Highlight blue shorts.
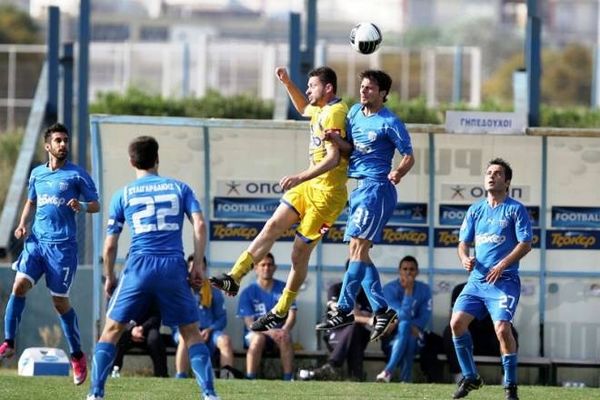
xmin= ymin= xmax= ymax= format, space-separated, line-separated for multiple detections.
xmin=244 ymin=330 xmax=276 ymax=351
xmin=173 ymin=327 xmax=224 ymax=353
xmin=344 ymin=179 xmax=397 ymax=243
xmin=107 ymin=254 xmax=199 ymax=327
xmin=12 ymin=236 xmax=78 ymax=297
xmin=453 ymin=277 xmax=521 ymax=322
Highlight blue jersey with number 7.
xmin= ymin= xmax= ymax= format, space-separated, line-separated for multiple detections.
xmin=106 ymin=174 xmax=202 ymax=257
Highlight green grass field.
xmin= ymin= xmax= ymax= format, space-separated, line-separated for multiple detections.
xmin=0 ymin=369 xmax=596 ymax=400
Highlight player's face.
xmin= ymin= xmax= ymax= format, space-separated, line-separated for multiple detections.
xmin=399 ymin=260 xmax=418 ymax=284
xmin=45 ymin=131 xmax=69 ymax=161
xmin=306 ymin=76 xmax=325 ymax=106
xmin=359 ymin=78 xmax=384 ymax=108
xmin=255 ymin=256 xmax=276 ymax=280
xmin=484 ymin=164 xmax=509 ymax=194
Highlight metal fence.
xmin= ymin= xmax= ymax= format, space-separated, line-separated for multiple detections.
xmin=0 ymin=40 xmax=481 ymax=132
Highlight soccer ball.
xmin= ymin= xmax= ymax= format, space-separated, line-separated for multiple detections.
xmin=349 ymin=22 xmax=382 ymax=55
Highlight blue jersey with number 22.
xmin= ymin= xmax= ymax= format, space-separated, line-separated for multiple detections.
xmin=106 ymin=174 xmax=202 ymax=257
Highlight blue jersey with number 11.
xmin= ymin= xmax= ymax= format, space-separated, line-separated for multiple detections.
xmin=106 ymin=174 xmax=202 ymax=257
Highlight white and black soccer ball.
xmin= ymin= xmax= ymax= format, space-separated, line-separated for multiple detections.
xmin=349 ymin=22 xmax=382 ymax=55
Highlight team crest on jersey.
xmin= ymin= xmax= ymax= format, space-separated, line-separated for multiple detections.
xmin=58 ymin=181 xmax=69 ymax=192
xmin=367 ymin=131 xmax=377 ymax=142
xmin=499 ymin=218 xmax=509 ymax=228
xmin=319 ymin=223 xmax=331 ymax=235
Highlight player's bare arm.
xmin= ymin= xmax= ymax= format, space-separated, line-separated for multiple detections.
xmin=14 ymin=199 xmax=36 ymax=239
xmin=189 ymin=211 xmax=207 ymax=289
xmin=458 ymin=241 xmax=475 ymax=272
xmin=323 ymin=128 xmax=353 ymax=156
xmin=275 ymin=66 xmax=309 ymax=115
xmin=279 ymin=142 xmax=341 ymax=190
xmin=388 ymin=153 xmax=415 ymax=185
xmin=102 ymin=233 xmax=120 ymax=297
xmin=486 ymin=241 xmax=532 ymax=284
xmin=67 ymin=198 xmax=100 ymax=214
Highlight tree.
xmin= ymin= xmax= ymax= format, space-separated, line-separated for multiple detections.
xmin=483 ymin=44 xmax=593 ymax=107
xmin=0 ymin=5 xmax=40 ymax=44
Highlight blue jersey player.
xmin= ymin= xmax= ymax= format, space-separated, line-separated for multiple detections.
xmin=317 ymin=70 xmax=415 ymax=342
xmin=0 ymin=123 xmax=99 ymax=386
xmin=450 ymin=158 xmax=532 ymax=400
xmin=376 ymin=256 xmax=432 ymax=383
xmin=236 ymin=253 xmax=297 ymax=380
xmin=87 ymin=136 xmax=219 ymax=400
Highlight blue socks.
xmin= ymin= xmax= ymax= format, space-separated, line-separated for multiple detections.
xmin=59 ymin=308 xmax=81 ymax=354
xmin=337 ymin=261 xmax=367 ymax=312
xmin=384 ymin=320 xmax=411 ymax=372
xmin=283 ymin=372 xmax=293 ymax=381
xmin=4 ymin=295 xmax=26 ymax=340
xmin=361 ymin=264 xmax=387 ymax=312
xmin=453 ymin=333 xmax=478 ymax=379
xmin=189 ymin=342 xmax=216 ymax=397
xmin=502 ymin=353 xmax=518 ymax=386
xmin=89 ymin=341 xmax=117 ymax=397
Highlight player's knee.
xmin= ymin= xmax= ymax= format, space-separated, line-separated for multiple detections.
xmin=12 ymin=278 xmax=32 ymax=296
xmin=495 ymin=322 xmax=513 ymax=341
xmin=218 ymin=334 xmax=232 ymax=348
xmin=449 ymin=315 xmax=468 ymax=336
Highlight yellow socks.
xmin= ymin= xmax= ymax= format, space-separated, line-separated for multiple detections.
xmin=273 ymin=288 xmax=298 ymax=317
xmin=229 ymin=250 xmax=255 ymax=283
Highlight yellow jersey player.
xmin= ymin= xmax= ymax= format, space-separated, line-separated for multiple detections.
xmin=210 ymin=66 xmax=348 ymax=330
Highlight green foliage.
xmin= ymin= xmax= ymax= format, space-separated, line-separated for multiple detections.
xmin=90 ymin=88 xmax=273 ymax=119
xmin=540 ymin=105 xmax=600 ymax=128
xmin=483 ymin=44 xmax=593 ymax=107
xmin=90 ymin=87 xmax=600 ymax=128
xmin=387 ymin=96 xmax=442 ymax=124
xmin=0 ymin=130 xmax=24 ymax=211
xmin=0 ymin=5 xmax=40 ymax=44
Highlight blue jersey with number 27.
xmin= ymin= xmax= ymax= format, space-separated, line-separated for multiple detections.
xmin=459 ymin=197 xmax=532 ymax=281
xmin=106 ymin=174 xmax=202 ymax=257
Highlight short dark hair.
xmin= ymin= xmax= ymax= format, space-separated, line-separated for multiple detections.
xmin=359 ymin=69 xmax=392 ymax=102
xmin=128 ymin=136 xmax=159 ymax=170
xmin=260 ymin=252 xmax=275 ymax=264
xmin=44 ymin=123 xmax=69 ymax=143
xmin=309 ymin=66 xmax=337 ymax=94
xmin=488 ymin=157 xmax=513 ymax=182
xmin=399 ymin=255 xmax=418 ymax=270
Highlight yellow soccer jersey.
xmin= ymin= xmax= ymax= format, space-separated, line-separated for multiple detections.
xmin=305 ymin=98 xmax=349 ymax=190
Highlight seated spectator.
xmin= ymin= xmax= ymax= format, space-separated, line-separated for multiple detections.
xmin=376 ymin=255 xmax=432 ymax=383
xmin=443 ymin=282 xmax=519 ymax=382
xmin=112 ymin=298 xmax=168 ymax=377
xmin=173 ymin=255 xmax=242 ymax=379
xmin=300 ymin=260 xmax=373 ymax=381
xmin=237 ymin=253 xmax=296 ymax=381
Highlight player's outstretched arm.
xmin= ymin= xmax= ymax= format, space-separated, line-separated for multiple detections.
xmin=103 ymin=234 xmax=120 ymax=297
xmin=275 ymin=66 xmax=309 ymax=115
xmin=14 ymin=199 xmax=35 ymax=239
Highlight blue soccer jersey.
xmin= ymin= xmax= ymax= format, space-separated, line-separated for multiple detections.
xmin=346 ymin=104 xmax=413 ymax=180
xmin=382 ymin=279 xmax=432 ymax=331
xmin=197 ymin=288 xmax=227 ymax=332
xmin=237 ymin=279 xmax=296 ymax=328
xmin=28 ymin=161 xmax=99 ymax=242
xmin=106 ymin=174 xmax=201 ymax=257
xmin=459 ymin=197 xmax=533 ymax=281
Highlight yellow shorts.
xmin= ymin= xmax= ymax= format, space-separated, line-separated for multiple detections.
xmin=282 ymin=181 xmax=347 ymax=242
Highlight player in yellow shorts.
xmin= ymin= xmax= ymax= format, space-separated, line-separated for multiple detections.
xmin=210 ymin=66 xmax=348 ymax=330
